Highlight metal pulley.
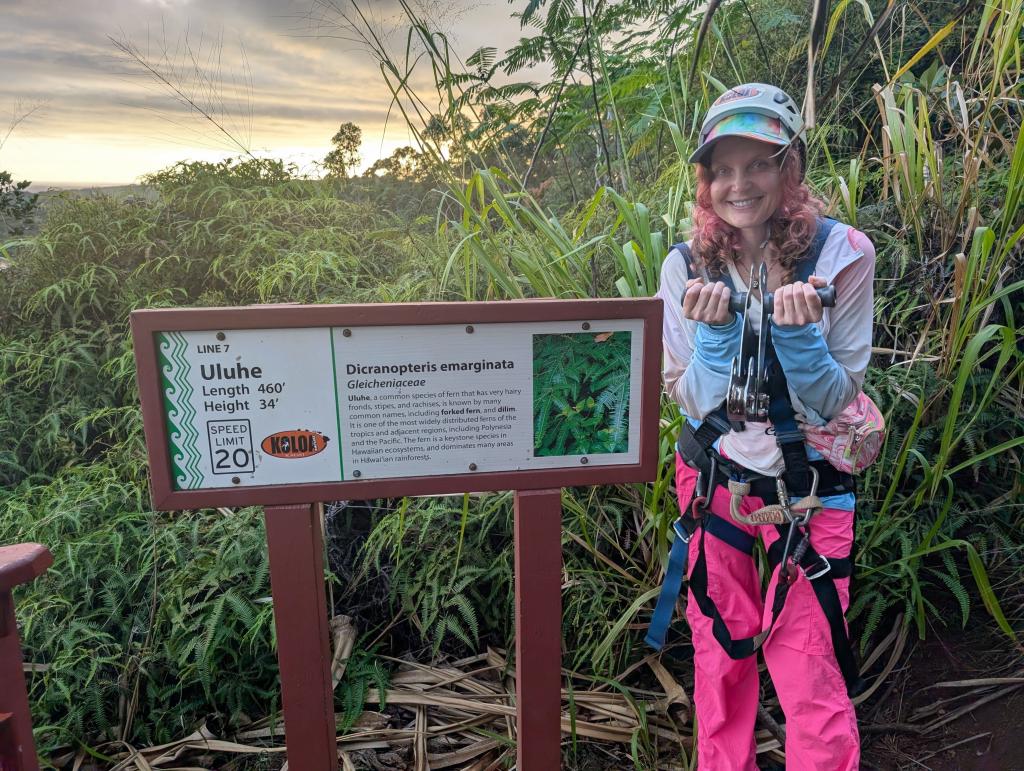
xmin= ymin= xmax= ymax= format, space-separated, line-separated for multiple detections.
xmin=726 ymin=264 xmax=838 ymax=426
xmin=727 ymin=263 xmax=771 ymax=427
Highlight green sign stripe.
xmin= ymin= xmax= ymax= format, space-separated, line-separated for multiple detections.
xmin=329 ymin=328 xmax=345 ymax=480
xmin=160 ymin=332 xmax=202 ymax=490
xmin=158 ymin=333 xmax=190 ymax=490
xmin=167 ymin=333 xmax=195 ymax=486
xmin=169 ymin=332 xmax=196 ymax=489
xmin=167 ymin=338 xmax=187 ymax=448
xmin=170 ymin=332 xmax=203 ymax=488
xmin=171 ymin=331 xmax=202 ymax=487
xmin=172 ymin=333 xmax=203 ymax=487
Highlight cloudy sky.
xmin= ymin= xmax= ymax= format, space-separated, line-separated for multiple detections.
xmin=0 ymin=0 xmax=534 ymax=188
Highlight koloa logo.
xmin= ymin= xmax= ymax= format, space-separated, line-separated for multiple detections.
xmin=713 ymin=86 xmax=762 ymax=106
xmin=261 ymin=430 xmax=330 ymax=459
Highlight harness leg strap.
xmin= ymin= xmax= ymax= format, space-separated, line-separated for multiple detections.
xmin=807 ymin=570 xmax=865 ymax=696
xmin=686 ymin=524 xmax=864 ymax=696
xmin=645 ymin=521 xmax=694 ymax=651
xmin=768 ymin=535 xmax=864 ymax=696
xmin=646 ymin=514 xmax=755 ymax=651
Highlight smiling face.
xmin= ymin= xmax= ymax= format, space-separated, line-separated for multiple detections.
xmin=707 ymin=135 xmax=784 ymax=234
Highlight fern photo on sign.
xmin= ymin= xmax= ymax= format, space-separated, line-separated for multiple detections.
xmin=532 ymin=331 xmax=632 ymax=457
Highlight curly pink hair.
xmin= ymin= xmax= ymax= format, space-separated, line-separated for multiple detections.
xmin=690 ymin=147 xmax=825 ymax=284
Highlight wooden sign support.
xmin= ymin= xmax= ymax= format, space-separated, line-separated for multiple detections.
xmin=256 ymin=491 xmax=570 ymax=770
xmin=265 ymin=504 xmax=337 ymax=769
xmin=514 ymin=489 xmax=564 ymax=769
xmin=131 ymin=299 xmax=662 ymax=769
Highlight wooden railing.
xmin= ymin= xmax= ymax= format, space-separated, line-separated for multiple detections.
xmin=0 ymin=543 xmax=52 ymax=771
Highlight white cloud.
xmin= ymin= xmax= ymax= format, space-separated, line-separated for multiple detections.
xmin=1 ymin=0 xmax=536 ymax=186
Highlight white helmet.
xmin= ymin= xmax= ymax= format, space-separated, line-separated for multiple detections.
xmin=688 ymin=83 xmax=805 ymax=170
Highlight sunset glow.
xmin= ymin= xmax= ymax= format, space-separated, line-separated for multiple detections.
xmin=1 ymin=0 xmax=525 ymax=188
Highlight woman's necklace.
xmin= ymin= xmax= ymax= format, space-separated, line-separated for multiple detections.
xmin=737 ymin=234 xmax=771 ymax=292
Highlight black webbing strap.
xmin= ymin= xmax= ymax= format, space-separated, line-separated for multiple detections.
xmin=691 ymin=410 xmax=732 ymax=450
xmin=809 ymin=576 xmax=865 ymax=696
xmin=766 ymin=352 xmax=811 ymax=492
xmin=798 ymin=218 xmax=838 ymax=283
xmin=687 ymin=526 xmax=771 ymax=659
xmin=687 ymin=520 xmax=864 ymax=697
xmin=704 ymin=512 xmax=756 ymax=555
xmin=677 ymin=424 xmax=855 ymax=499
xmin=766 ymin=538 xmax=852 ymax=578
xmin=767 ymin=534 xmax=864 ymax=696
xmin=676 ymin=416 xmax=728 ymax=468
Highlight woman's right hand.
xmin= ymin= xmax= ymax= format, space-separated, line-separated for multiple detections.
xmin=682 ymin=277 xmax=734 ymax=326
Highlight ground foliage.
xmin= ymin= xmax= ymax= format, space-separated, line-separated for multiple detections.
xmin=1 ymin=0 xmax=1022 ymax=766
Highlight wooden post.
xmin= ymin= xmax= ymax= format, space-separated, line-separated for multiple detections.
xmin=514 ymin=488 xmax=564 ymax=770
xmin=0 ymin=544 xmax=53 ymax=771
xmin=265 ymin=503 xmax=337 ymax=771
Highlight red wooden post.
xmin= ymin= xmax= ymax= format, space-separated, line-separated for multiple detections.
xmin=514 ymin=488 xmax=564 ymax=770
xmin=0 ymin=544 xmax=53 ymax=771
xmin=265 ymin=504 xmax=338 ymax=771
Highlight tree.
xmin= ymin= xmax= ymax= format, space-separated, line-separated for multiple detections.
xmin=1 ymin=101 xmax=43 ymax=236
xmin=0 ymin=171 xmax=38 ymax=236
xmin=362 ymin=146 xmax=431 ymax=182
xmin=323 ymin=122 xmax=362 ymax=178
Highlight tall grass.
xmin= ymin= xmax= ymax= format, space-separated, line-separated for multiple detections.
xmin=335 ymin=0 xmax=1023 ymax=662
xmin=0 ymin=167 xmax=438 ymax=755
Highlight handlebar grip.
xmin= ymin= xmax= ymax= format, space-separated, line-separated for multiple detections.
xmin=816 ymin=285 xmax=837 ymax=308
xmin=727 ymin=285 xmax=837 ymax=315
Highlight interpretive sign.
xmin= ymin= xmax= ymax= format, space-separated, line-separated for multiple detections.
xmin=132 ymin=298 xmax=662 ymax=771
xmin=132 ymin=300 xmax=662 ymax=509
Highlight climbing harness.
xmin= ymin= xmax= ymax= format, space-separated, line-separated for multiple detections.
xmin=647 ymin=439 xmax=863 ymax=694
xmin=646 ymin=217 xmax=866 ymax=697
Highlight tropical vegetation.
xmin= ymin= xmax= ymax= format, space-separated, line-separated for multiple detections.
xmin=1 ymin=0 xmax=1021 ymax=767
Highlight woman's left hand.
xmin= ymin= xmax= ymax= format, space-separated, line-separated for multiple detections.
xmin=773 ymin=275 xmax=829 ymax=327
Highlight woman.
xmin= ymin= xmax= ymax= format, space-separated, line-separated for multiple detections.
xmin=654 ymin=84 xmax=875 ymax=769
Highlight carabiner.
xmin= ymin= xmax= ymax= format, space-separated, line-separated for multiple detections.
xmin=775 ymin=472 xmax=793 ymax=521
xmin=778 ymin=518 xmax=800 ymax=585
xmin=689 ymin=454 xmax=718 ymax=516
xmin=690 ymin=495 xmax=708 ymax=518
xmin=689 ymin=470 xmax=707 ymax=517
xmin=792 ymin=467 xmax=821 ymax=526
xmin=777 ymin=467 xmax=821 ymax=525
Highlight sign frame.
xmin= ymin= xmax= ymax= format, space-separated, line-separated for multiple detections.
xmin=131 ymin=298 xmax=663 ymax=511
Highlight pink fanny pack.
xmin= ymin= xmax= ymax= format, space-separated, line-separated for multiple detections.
xmin=800 ymin=392 xmax=885 ymax=474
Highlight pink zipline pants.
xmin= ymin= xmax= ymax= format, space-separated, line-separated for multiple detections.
xmin=675 ymin=454 xmax=860 ymax=770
